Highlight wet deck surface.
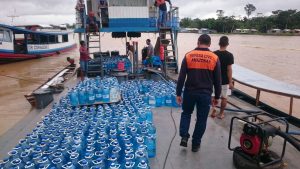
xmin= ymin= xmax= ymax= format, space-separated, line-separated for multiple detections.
xmin=150 ymin=106 xmax=300 ymax=169
xmin=0 ymin=76 xmax=299 ymax=169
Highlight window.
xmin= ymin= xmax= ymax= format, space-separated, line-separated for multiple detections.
xmin=0 ymin=30 xmax=3 ymax=41
xmin=0 ymin=29 xmax=12 ymax=42
xmin=27 ymin=34 xmax=39 ymax=44
xmin=49 ymin=35 xmax=56 ymax=43
xmin=109 ymin=0 xmax=147 ymax=6
xmin=62 ymin=34 xmax=68 ymax=42
xmin=58 ymin=35 xmax=63 ymax=43
xmin=40 ymin=35 xmax=48 ymax=44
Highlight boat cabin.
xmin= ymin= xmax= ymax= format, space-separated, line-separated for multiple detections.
xmin=0 ymin=24 xmax=75 ymax=58
xmin=75 ymin=0 xmax=179 ymax=33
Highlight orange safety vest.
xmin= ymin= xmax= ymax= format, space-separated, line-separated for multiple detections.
xmin=185 ymin=50 xmax=218 ymax=71
xmin=156 ymin=0 xmax=165 ymax=6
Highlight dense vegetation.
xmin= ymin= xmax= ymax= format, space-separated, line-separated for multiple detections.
xmin=180 ymin=5 xmax=300 ymax=33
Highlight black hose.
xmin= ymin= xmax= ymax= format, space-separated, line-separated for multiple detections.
xmin=151 ymin=71 xmax=178 ymax=169
xmin=276 ymin=130 xmax=300 ymax=151
xmin=162 ymin=107 xmax=177 ymax=169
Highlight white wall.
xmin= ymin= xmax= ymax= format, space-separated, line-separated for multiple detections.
xmin=109 ymin=7 xmax=149 ymax=18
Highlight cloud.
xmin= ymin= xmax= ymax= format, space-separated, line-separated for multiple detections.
xmin=0 ymin=0 xmax=299 ymax=25
xmin=0 ymin=0 xmax=76 ymax=25
xmin=178 ymin=0 xmax=300 ymax=19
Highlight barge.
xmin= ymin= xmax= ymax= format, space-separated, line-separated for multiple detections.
xmin=0 ymin=0 xmax=299 ymax=169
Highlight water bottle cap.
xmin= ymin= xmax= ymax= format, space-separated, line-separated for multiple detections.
xmin=109 ymin=154 xmax=117 ymax=160
xmin=52 ymin=158 xmax=62 ymax=164
xmin=11 ymin=158 xmax=21 ymax=165
xmin=32 ymin=153 xmax=42 ymax=158
xmin=38 ymin=163 xmax=50 ymax=169
xmin=85 ymin=152 xmax=94 ymax=159
xmin=21 ymin=151 xmax=30 ymax=157
xmin=78 ymin=159 xmax=88 ymax=166
xmin=8 ymin=150 xmax=18 ymax=156
xmin=92 ymin=158 xmax=103 ymax=165
xmin=125 ymin=161 xmax=135 ymax=168
xmin=70 ymin=153 xmax=79 ymax=159
xmin=25 ymin=161 xmax=35 ymax=168
xmin=125 ymin=153 xmax=134 ymax=160
xmin=41 ymin=156 xmax=48 ymax=161
xmin=109 ymin=163 xmax=121 ymax=169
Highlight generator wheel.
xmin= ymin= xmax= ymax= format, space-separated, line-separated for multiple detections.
xmin=233 ymin=147 xmax=283 ymax=169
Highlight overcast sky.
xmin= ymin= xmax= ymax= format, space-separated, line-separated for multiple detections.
xmin=0 ymin=0 xmax=299 ymax=25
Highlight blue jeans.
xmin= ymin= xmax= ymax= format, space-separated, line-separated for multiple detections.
xmin=158 ymin=10 xmax=167 ymax=27
xmin=80 ymin=60 xmax=88 ymax=75
xmin=179 ymin=90 xmax=211 ymax=145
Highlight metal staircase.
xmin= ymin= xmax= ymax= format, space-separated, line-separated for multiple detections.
xmin=86 ymin=32 xmax=102 ymax=77
xmin=159 ymin=27 xmax=178 ymax=76
xmin=87 ymin=32 xmax=101 ymax=56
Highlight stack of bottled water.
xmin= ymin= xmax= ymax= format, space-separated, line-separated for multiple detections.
xmin=0 ymin=101 xmax=155 ymax=168
xmin=89 ymin=56 xmax=132 ymax=74
xmin=120 ymin=80 xmax=179 ymax=108
xmin=69 ymin=77 xmax=121 ymax=106
xmin=0 ymin=78 xmax=180 ymax=169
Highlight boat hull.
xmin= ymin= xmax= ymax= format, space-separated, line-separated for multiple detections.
xmin=0 ymin=44 xmax=77 ymax=64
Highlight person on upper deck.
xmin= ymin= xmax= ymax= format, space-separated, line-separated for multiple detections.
xmin=86 ymin=11 xmax=99 ymax=32
xmin=211 ymin=36 xmax=234 ymax=119
xmin=75 ymin=0 xmax=85 ymax=28
xmin=176 ymin=34 xmax=221 ymax=152
xmin=155 ymin=0 xmax=172 ymax=27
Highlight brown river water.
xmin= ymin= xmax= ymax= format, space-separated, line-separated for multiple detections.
xmin=0 ymin=33 xmax=300 ymax=136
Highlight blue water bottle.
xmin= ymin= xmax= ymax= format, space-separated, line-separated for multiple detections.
xmin=165 ymin=94 xmax=172 ymax=106
xmin=95 ymin=87 xmax=103 ymax=102
xmin=145 ymin=109 xmax=153 ymax=123
xmin=62 ymin=162 xmax=76 ymax=169
xmin=124 ymin=161 xmax=135 ymax=168
xmin=52 ymin=158 xmax=63 ymax=168
xmin=146 ymin=135 xmax=156 ymax=158
xmin=109 ymin=162 xmax=121 ymax=169
xmin=87 ymin=87 xmax=95 ymax=104
xmin=155 ymin=94 xmax=162 ymax=107
xmin=91 ymin=157 xmax=105 ymax=168
xmin=10 ymin=158 xmax=24 ymax=168
xmin=149 ymin=95 xmax=156 ymax=107
xmin=20 ymin=151 xmax=31 ymax=161
xmin=70 ymin=89 xmax=79 ymax=106
xmin=78 ymin=159 xmax=90 ymax=169
xmin=136 ymin=160 xmax=150 ymax=169
xmin=24 ymin=161 xmax=35 ymax=169
xmin=79 ymin=89 xmax=86 ymax=105
xmin=102 ymin=87 xmax=110 ymax=102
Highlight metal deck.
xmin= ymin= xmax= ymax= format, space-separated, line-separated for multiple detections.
xmin=0 ymin=75 xmax=299 ymax=169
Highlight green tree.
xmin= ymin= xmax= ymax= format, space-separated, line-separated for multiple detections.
xmin=216 ymin=10 xmax=225 ymax=19
xmin=180 ymin=17 xmax=193 ymax=27
xmin=244 ymin=4 xmax=256 ymax=18
xmin=179 ymin=9 xmax=300 ymax=33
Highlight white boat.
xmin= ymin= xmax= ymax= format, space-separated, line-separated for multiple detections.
xmin=0 ymin=24 xmax=76 ymax=63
